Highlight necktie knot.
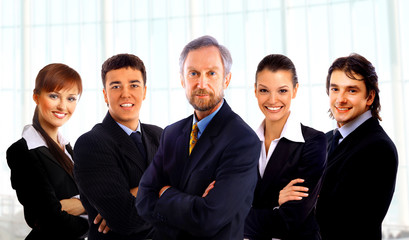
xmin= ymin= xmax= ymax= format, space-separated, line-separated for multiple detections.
xmin=329 ymin=130 xmax=342 ymax=155
xmin=189 ymin=123 xmax=199 ymax=155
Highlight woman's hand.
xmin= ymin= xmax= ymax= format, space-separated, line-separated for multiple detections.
xmin=279 ymin=178 xmax=309 ymax=206
xmin=60 ymin=198 xmax=86 ymax=216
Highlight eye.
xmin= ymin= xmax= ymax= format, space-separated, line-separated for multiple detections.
xmin=279 ymin=89 xmax=288 ymax=93
xmin=48 ymin=93 xmax=59 ymax=99
xmin=349 ymin=89 xmax=357 ymax=93
xmin=189 ymin=71 xmax=198 ymax=77
xmin=67 ymin=96 xmax=77 ymax=102
xmin=259 ymin=89 xmax=268 ymax=93
xmin=209 ymin=71 xmax=216 ymax=76
xmin=111 ymin=85 xmax=120 ymax=89
xmin=330 ymin=87 xmax=338 ymax=92
xmin=131 ymin=84 xmax=139 ymax=88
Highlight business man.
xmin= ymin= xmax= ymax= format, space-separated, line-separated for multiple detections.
xmin=281 ymin=53 xmax=398 ymax=239
xmin=135 ymin=35 xmax=260 ymax=240
xmin=74 ymin=54 xmax=162 ymax=239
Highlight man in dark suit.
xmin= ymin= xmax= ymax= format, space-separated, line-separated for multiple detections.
xmin=135 ymin=35 xmax=260 ymax=240
xmin=315 ymin=53 xmax=398 ymax=239
xmin=74 ymin=54 xmax=162 ymax=239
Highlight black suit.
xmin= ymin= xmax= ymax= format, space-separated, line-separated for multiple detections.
xmin=7 ymin=137 xmax=88 ymax=240
xmin=136 ymin=101 xmax=260 ymax=240
xmin=74 ymin=112 xmax=162 ymax=240
xmin=317 ymin=117 xmax=398 ymax=239
xmin=245 ymin=124 xmax=327 ymax=240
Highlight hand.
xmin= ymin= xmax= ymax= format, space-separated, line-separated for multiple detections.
xmin=130 ymin=187 xmax=138 ymax=197
xmin=60 ymin=198 xmax=86 ymax=216
xmin=278 ymin=178 xmax=309 ymax=206
xmin=202 ymin=181 xmax=215 ymax=197
xmin=94 ymin=213 xmax=110 ymax=234
xmin=159 ymin=186 xmax=171 ymax=197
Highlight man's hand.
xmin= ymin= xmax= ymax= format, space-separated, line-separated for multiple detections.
xmin=202 ymin=181 xmax=215 ymax=197
xmin=94 ymin=213 xmax=110 ymax=234
xmin=60 ymin=198 xmax=86 ymax=216
xmin=279 ymin=178 xmax=308 ymax=206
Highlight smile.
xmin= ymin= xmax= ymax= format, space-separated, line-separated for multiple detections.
xmin=336 ymin=107 xmax=351 ymax=111
xmin=120 ymin=103 xmax=134 ymax=107
xmin=266 ymin=106 xmax=283 ymax=111
xmin=53 ymin=112 xmax=66 ymax=119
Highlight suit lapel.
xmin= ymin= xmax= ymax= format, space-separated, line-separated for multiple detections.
xmin=102 ymin=112 xmax=147 ymax=171
xmin=327 ymin=117 xmax=378 ymax=169
xmin=258 ymin=139 xmax=300 ymax=195
xmin=180 ymin=102 xmax=232 ymax=189
xmin=35 ymin=147 xmax=75 ymax=179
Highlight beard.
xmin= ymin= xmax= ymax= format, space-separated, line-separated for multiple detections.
xmin=188 ymin=89 xmax=224 ymax=112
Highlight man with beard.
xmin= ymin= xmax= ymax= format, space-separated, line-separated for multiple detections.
xmin=135 ymin=35 xmax=260 ymax=240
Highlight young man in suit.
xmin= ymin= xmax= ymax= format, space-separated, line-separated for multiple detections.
xmin=74 ymin=54 xmax=162 ymax=240
xmin=135 ymin=35 xmax=260 ymax=240
xmin=280 ymin=53 xmax=398 ymax=239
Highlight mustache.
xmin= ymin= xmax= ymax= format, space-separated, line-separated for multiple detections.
xmin=193 ymin=89 xmax=212 ymax=95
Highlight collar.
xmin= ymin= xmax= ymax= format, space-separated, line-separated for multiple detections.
xmin=192 ymin=99 xmax=224 ymax=138
xmin=256 ymin=111 xmax=305 ymax=143
xmin=337 ymin=110 xmax=372 ymax=139
xmin=116 ymin=121 xmax=142 ymax=136
xmin=22 ymin=125 xmax=70 ymax=150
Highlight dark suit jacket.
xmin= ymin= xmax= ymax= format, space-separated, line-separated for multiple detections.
xmin=245 ymin=124 xmax=327 ymax=240
xmin=317 ymin=117 xmax=398 ymax=240
xmin=73 ymin=112 xmax=162 ymax=240
xmin=135 ymin=101 xmax=260 ymax=240
xmin=7 ymin=138 xmax=88 ymax=240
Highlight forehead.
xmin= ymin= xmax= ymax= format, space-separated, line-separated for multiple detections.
xmin=106 ymin=67 xmax=142 ymax=82
xmin=330 ymin=70 xmax=366 ymax=89
xmin=257 ymin=69 xmax=293 ymax=86
xmin=184 ymin=46 xmax=223 ymax=70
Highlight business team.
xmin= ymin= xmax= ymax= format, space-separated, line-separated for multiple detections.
xmin=7 ymin=36 xmax=398 ymax=240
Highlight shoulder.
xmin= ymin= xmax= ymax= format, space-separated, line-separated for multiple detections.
xmin=7 ymin=138 xmax=28 ymax=153
xmin=301 ymin=124 xmax=326 ymax=143
xmin=74 ymin=123 xmax=112 ymax=149
xmin=141 ymin=123 xmax=163 ymax=137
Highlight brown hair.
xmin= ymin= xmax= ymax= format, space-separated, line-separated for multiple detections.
xmin=326 ymin=53 xmax=381 ymax=120
xmin=32 ymin=63 xmax=82 ymax=175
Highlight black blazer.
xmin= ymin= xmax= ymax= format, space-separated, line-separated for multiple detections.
xmin=73 ymin=112 xmax=162 ymax=240
xmin=245 ymin=124 xmax=327 ymax=240
xmin=7 ymin=137 xmax=88 ymax=240
xmin=317 ymin=117 xmax=398 ymax=240
xmin=136 ymin=101 xmax=261 ymax=240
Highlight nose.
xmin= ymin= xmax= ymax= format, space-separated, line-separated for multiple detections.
xmin=198 ymin=74 xmax=208 ymax=89
xmin=57 ymin=99 xmax=66 ymax=110
xmin=269 ymin=92 xmax=278 ymax=103
xmin=336 ymin=90 xmax=347 ymax=104
xmin=120 ymin=86 xmax=131 ymax=98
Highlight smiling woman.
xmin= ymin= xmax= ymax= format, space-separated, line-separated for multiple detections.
xmin=5 ymin=63 xmax=89 ymax=239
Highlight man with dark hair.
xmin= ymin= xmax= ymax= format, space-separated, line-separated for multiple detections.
xmin=135 ymin=35 xmax=260 ymax=239
xmin=317 ymin=53 xmax=398 ymax=239
xmin=280 ymin=53 xmax=398 ymax=239
xmin=74 ymin=53 xmax=162 ymax=239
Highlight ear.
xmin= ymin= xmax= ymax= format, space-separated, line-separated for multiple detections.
xmin=254 ymin=83 xmax=257 ymax=97
xmin=292 ymin=83 xmax=299 ymax=99
xmin=223 ymin=72 xmax=232 ymax=89
xmin=103 ymin=88 xmax=109 ymax=106
xmin=142 ymin=85 xmax=147 ymax=101
xmin=180 ymin=74 xmax=185 ymax=88
xmin=33 ymin=93 xmax=39 ymax=104
xmin=366 ymin=89 xmax=375 ymax=106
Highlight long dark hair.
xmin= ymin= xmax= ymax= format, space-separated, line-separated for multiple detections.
xmin=32 ymin=63 xmax=82 ymax=175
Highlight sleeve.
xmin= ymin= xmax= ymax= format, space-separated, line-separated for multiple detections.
xmin=137 ymin=130 xmax=260 ymax=237
xmin=73 ymin=133 xmax=149 ymax=234
xmin=245 ymin=131 xmax=327 ymax=239
xmin=6 ymin=140 xmax=88 ymax=238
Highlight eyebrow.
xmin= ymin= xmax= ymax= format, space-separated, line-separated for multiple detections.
xmin=109 ymin=79 xmax=142 ymax=86
xmin=330 ymin=83 xmax=360 ymax=89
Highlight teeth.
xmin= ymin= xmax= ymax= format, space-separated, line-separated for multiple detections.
xmin=121 ymin=103 xmax=133 ymax=107
xmin=267 ymin=106 xmax=281 ymax=111
xmin=54 ymin=113 xmax=65 ymax=118
xmin=337 ymin=107 xmax=349 ymax=111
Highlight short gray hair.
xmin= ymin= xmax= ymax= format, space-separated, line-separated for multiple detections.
xmin=179 ymin=35 xmax=232 ymax=77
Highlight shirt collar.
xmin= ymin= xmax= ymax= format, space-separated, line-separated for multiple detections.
xmin=192 ymin=99 xmax=224 ymax=138
xmin=256 ymin=111 xmax=305 ymax=143
xmin=337 ymin=110 xmax=372 ymax=139
xmin=116 ymin=121 xmax=142 ymax=136
xmin=22 ymin=124 xmax=69 ymax=150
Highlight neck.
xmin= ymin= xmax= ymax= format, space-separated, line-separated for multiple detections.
xmin=264 ymin=111 xmax=290 ymax=141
